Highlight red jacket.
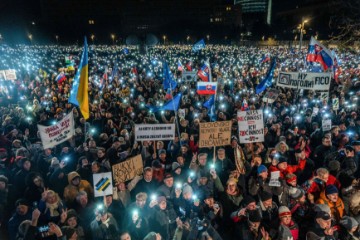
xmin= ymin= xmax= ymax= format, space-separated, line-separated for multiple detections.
xmin=268 ymin=159 xmax=307 ymax=179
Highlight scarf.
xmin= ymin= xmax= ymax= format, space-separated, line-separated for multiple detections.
xmin=102 ymin=217 xmax=111 ymax=228
xmin=46 ymin=202 xmax=60 ymax=217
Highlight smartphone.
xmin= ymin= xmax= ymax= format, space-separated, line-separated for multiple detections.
xmin=38 ymin=225 xmax=49 ymax=233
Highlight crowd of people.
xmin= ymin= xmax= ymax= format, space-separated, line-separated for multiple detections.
xmin=0 ymin=43 xmax=359 ymax=240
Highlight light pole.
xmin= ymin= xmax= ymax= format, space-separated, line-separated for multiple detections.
xmin=206 ymin=35 xmax=210 ymax=42
xmin=28 ymin=34 xmax=33 ymax=45
xmin=91 ymin=34 xmax=95 ymax=44
xmin=55 ymin=35 xmax=59 ymax=44
xmin=111 ymin=34 xmax=115 ymax=44
xmin=163 ymin=35 xmax=166 ymax=45
xmin=299 ymin=18 xmax=308 ymax=51
xmin=186 ymin=35 xmax=190 ymax=44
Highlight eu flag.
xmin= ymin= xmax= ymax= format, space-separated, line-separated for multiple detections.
xmin=255 ymin=60 xmax=276 ymax=94
xmin=163 ymin=61 xmax=177 ymax=90
xmin=192 ymin=39 xmax=205 ymax=52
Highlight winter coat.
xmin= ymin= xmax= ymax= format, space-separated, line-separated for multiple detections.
xmin=278 ymin=221 xmax=299 ymax=240
xmin=317 ymin=190 xmax=345 ymax=222
xmin=90 ymin=214 xmax=119 ymax=240
xmin=63 ymin=171 xmax=93 ymax=205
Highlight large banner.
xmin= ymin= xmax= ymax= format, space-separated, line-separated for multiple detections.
xmin=182 ymin=71 xmax=197 ymax=82
xmin=0 ymin=69 xmax=16 ymax=80
xmin=112 ymin=155 xmax=143 ymax=184
xmin=93 ymin=172 xmax=113 ymax=197
xmin=135 ymin=124 xmax=175 ymax=141
xmin=199 ymin=121 xmax=231 ymax=148
xmin=237 ymin=110 xmax=264 ymax=143
xmin=277 ymin=72 xmax=331 ymax=91
xmin=37 ymin=112 xmax=75 ymax=149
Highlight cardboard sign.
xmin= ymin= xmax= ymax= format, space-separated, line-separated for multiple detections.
xmin=135 ymin=124 xmax=175 ymax=141
xmin=112 ymin=155 xmax=143 ymax=184
xmin=182 ymin=71 xmax=197 ymax=82
xmin=322 ymin=119 xmax=332 ymax=131
xmin=37 ymin=112 xmax=75 ymax=149
xmin=262 ymin=89 xmax=280 ymax=103
xmin=237 ymin=110 xmax=264 ymax=143
xmin=93 ymin=172 xmax=113 ymax=197
xmin=277 ymin=72 xmax=331 ymax=91
xmin=199 ymin=121 xmax=232 ymax=148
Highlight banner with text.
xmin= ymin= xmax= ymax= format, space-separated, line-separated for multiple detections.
xmin=277 ymin=72 xmax=331 ymax=91
xmin=199 ymin=121 xmax=231 ymax=148
xmin=93 ymin=172 xmax=113 ymax=197
xmin=182 ymin=71 xmax=197 ymax=82
xmin=112 ymin=155 xmax=143 ymax=184
xmin=0 ymin=69 xmax=16 ymax=80
xmin=237 ymin=110 xmax=264 ymax=143
xmin=37 ymin=111 xmax=75 ymax=149
xmin=135 ymin=124 xmax=175 ymax=141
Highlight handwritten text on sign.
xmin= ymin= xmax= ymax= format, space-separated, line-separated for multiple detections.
xmin=37 ymin=111 xmax=75 ymax=149
xmin=135 ymin=124 xmax=175 ymax=141
xmin=237 ymin=110 xmax=264 ymax=143
xmin=199 ymin=121 xmax=231 ymax=148
xmin=112 ymin=155 xmax=143 ymax=184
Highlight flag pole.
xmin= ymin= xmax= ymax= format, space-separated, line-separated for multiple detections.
xmin=169 ymin=81 xmax=182 ymax=148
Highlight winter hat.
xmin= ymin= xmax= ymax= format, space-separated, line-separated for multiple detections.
xmin=203 ymin=190 xmax=214 ymax=200
xmin=339 ymin=216 xmax=359 ymax=231
xmin=66 ymin=209 xmax=78 ymax=221
xmin=278 ymin=206 xmax=291 ymax=218
xmin=314 ymin=204 xmax=331 ymax=214
xmin=248 ymin=210 xmax=262 ymax=222
xmin=285 ymin=173 xmax=297 ymax=184
xmin=172 ymin=162 xmax=181 ymax=171
xmin=328 ymin=160 xmax=340 ymax=172
xmin=15 ymin=199 xmax=30 ymax=207
xmin=61 ymin=226 xmax=76 ymax=239
xmin=277 ymin=156 xmax=288 ymax=165
xmin=257 ymin=165 xmax=267 ymax=175
xmin=289 ymin=187 xmax=304 ymax=200
xmin=242 ymin=195 xmax=256 ymax=206
xmin=259 ymin=191 xmax=273 ymax=202
xmin=0 ymin=175 xmax=8 ymax=186
xmin=198 ymin=169 xmax=209 ymax=179
xmin=182 ymin=184 xmax=193 ymax=196
xmin=152 ymin=160 xmax=162 ymax=169
xmin=143 ymin=232 xmax=157 ymax=240
xmin=157 ymin=196 xmax=166 ymax=203
xmin=51 ymin=157 xmax=60 ymax=166
xmin=325 ymin=184 xmax=338 ymax=195
xmin=159 ymin=149 xmax=166 ymax=155
xmin=315 ymin=211 xmax=331 ymax=220
xmin=164 ymin=173 xmax=173 ymax=180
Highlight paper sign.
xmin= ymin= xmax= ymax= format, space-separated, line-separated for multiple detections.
xmin=322 ymin=119 xmax=332 ymax=131
xmin=37 ymin=112 xmax=75 ymax=149
xmin=182 ymin=71 xmax=197 ymax=82
xmin=237 ymin=110 xmax=264 ymax=143
xmin=112 ymin=155 xmax=143 ymax=184
xmin=135 ymin=124 xmax=175 ymax=141
xmin=4 ymin=69 xmax=16 ymax=80
xmin=93 ymin=172 xmax=113 ymax=197
xmin=269 ymin=171 xmax=281 ymax=187
xmin=199 ymin=121 xmax=232 ymax=148
xmin=332 ymin=98 xmax=339 ymax=110
xmin=262 ymin=89 xmax=280 ymax=104
xmin=178 ymin=109 xmax=186 ymax=118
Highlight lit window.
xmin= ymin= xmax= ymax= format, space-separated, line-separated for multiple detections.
xmin=89 ymin=20 xmax=95 ymax=25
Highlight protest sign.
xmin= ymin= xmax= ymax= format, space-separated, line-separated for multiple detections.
xmin=277 ymin=72 xmax=331 ymax=91
xmin=269 ymin=171 xmax=281 ymax=187
xmin=178 ymin=109 xmax=186 ymax=118
xmin=4 ymin=69 xmax=16 ymax=80
xmin=199 ymin=121 xmax=231 ymax=148
xmin=262 ymin=88 xmax=280 ymax=103
xmin=37 ymin=112 xmax=75 ymax=149
xmin=319 ymin=91 xmax=329 ymax=103
xmin=0 ymin=71 xmax=5 ymax=80
xmin=135 ymin=124 xmax=175 ymax=141
xmin=93 ymin=172 xmax=113 ymax=197
xmin=322 ymin=119 xmax=332 ymax=131
xmin=332 ymin=98 xmax=339 ymax=110
xmin=182 ymin=71 xmax=197 ymax=82
xmin=237 ymin=110 xmax=264 ymax=143
xmin=112 ymin=155 xmax=143 ymax=184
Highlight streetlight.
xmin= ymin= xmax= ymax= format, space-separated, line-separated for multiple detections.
xmin=111 ymin=34 xmax=115 ymax=44
xmin=28 ymin=34 xmax=33 ymax=44
xmin=206 ymin=35 xmax=210 ymax=41
xmin=163 ymin=35 xmax=166 ymax=45
xmin=186 ymin=36 xmax=190 ymax=44
xmin=91 ymin=34 xmax=95 ymax=44
xmin=55 ymin=35 xmax=59 ymax=44
xmin=299 ymin=18 xmax=308 ymax=51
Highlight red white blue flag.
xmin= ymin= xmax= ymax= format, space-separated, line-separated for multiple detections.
xmin=196 ymin=82 xmax=217 ymax=95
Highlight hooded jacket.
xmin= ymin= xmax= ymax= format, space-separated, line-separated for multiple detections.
xmin=317 ymin=190 xmax=345 ymax=222
xmin=63 ymin=171 xmax=93 ymax=204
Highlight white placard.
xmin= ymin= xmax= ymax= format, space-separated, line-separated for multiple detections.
xmin=37 ymin=112 xmax=75 ymax=149
xmin=322 ymin=119 xmax=332 ymax=131
xmin=135 ymin=124 xmax=175 ymax=141
xmin=332 ymin=98 xmax=339 ymax=110
xmin=277 ymin=72 xmax=331 ymax=91
xmin=4 ymin=69 xmax=17 ymax=80
xmin=93 ymin=172 xmax=113 ymax=197
xmin=178 ymin=109 xmax=186 ymax=118
xmin=237 ymin=110 xmax=264 ymax=143
xmin=262 ymin=89 xmax=280 ymax=104
xmin=319 ymin=92 xmax=329 ymax=103
xmin=269 ymin=171 xmax=281 ymax=187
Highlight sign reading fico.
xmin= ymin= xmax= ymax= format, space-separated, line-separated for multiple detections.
xmin=237 ymin=110 xmax=264 ymax=143
xmin=277 ymin=72 xmax=331 ymax=91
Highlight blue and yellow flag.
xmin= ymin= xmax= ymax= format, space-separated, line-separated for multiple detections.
xmin=69 ymin=37 xmax=89 ymax=119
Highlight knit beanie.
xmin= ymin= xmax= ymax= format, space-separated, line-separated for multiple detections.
xmin=257 ymin=165 xmax=267 ymax=175
xmin=339 ymin=216 xmax=359 ymax=231
xmin=325 ymin=184 xmax=338 ymax=195
xmin=278 ymin=206 xmax=291 ymax=218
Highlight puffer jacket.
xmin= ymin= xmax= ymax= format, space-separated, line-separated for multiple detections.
xmin=63 ymin=171 xmax=93 ymax=204
xmin=317 ymin=190 xmax=345 ymax=222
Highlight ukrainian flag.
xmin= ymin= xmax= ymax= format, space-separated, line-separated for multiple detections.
xmin=69 ymin=37 xmax=89 ymax=119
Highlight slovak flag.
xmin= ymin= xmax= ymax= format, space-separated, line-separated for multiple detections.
xmin=197 ymin=64 xmax=210 ymax=82
xmin=186 ymin=61 xmax=192 ymax=71
xmin=56 ymin=73 xmax=66 ymax=84
xmin=178 ymin=61 xmax=184 ymax=72
xmin=196 ymin=82 xmax=217 ymax=95
xmin=241 ymin=99 xmax=249 ymax=111
xmin=306 ymin=37 xmax=333 ymax=71
xmin=261 ymin=54 xmax=270 ymax=63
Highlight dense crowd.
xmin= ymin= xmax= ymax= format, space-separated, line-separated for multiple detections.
xmin=0 ymin=43 xmax=360 ymax=240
